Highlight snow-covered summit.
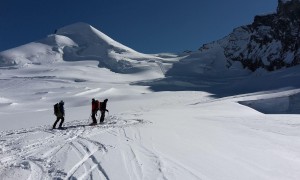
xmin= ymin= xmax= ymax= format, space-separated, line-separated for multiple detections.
xmin=56 ymin=22 xmax=137 ymax=54
xmin=0 ymin=22 xmax=171 ymax=74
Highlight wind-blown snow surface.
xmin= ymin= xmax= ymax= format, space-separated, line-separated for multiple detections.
xmin=1 ymin=22 xmax=300 ymax=179
xmin=1 ymin=59 xmax=300 ymax=180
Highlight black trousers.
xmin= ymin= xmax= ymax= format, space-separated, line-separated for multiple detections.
xmin=53 ymin=116 xmax=64 ymax=128
xmin=100 ymin=111 xmax=105 ymax=122
xmin=91 ymin=112 xmax=97 ymax=123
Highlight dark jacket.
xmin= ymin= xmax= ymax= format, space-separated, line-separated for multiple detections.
xmin=92 ymin=100 xmax=99 ymax=112
xmin=55 ymin=102 xmax=64 ymax=117
xmin=59 ymin=103 xmax=65 ymax=116
xmin=100 ymin=99 xmax=108 ymax=112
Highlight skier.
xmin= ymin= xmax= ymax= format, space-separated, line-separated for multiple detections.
xmin=53 ymin=100 xmax=65 ymax=129
xmin=100 ymin=99 xmax=109 ymax=123
xmin=90 ymin=98 xmax=99 ymax=125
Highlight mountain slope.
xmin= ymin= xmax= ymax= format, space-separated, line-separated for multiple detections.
xmin=224 ymin=0 xmax=300 ymax=71
xmin=1 ymin=2 xmax=300 ymax=180
xmin=0 ymin=22 xmax=175 ymax=74
xmin=1 ymin=86 xmax=300 ymax=180
xmin=167 ymin=0 xmax=300 ymax=78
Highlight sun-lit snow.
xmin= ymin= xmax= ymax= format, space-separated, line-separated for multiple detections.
xmin=1 ymin=22 xmax=300 ymax=180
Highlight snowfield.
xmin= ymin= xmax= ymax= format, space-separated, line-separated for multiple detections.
xmin=1 ymin=23 xmax=300 ymax=180
xmin=1 ymin=60 xmax=300 ymax=180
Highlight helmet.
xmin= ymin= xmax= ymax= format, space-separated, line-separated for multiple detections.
xmin=104 ymin=99 xmax=108 ymax=102
xmin=59 ymin=100 xmax=64 ymax=105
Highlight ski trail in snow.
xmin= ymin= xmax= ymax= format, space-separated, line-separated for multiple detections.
xmin=0 ymin=116 xmax=145 ymax=179
xmin=65 ymin=141 xmax=107 ymax=180
xmin=116 ymin=126 xmax=204 ymax=180
xmin=117 ymin=127 xmax=169 ymax=180
xmin=151 ymin=150 xmax=205 ymax=180
xmin=27 ymin=160 xmax=45 ymax=180
xmin=76 ymin=139 xmax=109 ymax=180
xmin=68 ymin=141 xmax=90 ymax=179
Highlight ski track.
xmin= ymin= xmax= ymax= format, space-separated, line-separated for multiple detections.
xmin=0 ymin=114 xmax=203 ymax=179
xmin=65 ymin=141 xmax=107 ymax=180
xmin=0 ymin=116 xmax=145 ymax=180
xmin=125 ymin=129 xmax=167 ymax=180
xmin=118 ymin=127 xmax=202 ymax=180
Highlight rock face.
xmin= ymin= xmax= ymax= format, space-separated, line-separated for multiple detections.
xmin=167 ymin=0 xmax=300 ymax=78
xmin=220 ymin=0 xmax=300 ymax=71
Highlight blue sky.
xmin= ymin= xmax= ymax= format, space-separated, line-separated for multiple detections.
xmin=1 ymin=0 xmax=277 ymax=53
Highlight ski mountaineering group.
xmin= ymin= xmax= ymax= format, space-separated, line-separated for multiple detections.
xmin=52 ymin=98 xmax=109 ymax=129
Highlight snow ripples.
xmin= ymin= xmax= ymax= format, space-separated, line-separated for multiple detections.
xmin=0 ymin=116 xmax=146 ymax=180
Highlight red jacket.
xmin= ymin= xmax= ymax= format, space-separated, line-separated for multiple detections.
xmin=92 ymin=100 xmax=99 ymax=111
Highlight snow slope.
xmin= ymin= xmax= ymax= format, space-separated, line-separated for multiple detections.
xmin=1 ymin=56 xmax=300 ymax=179
xmin=1 ymin=19 xmax=300 ymax=179
xmin=0 ymin=22 xmax=177 ymax=74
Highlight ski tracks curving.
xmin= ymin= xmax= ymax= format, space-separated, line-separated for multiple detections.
xmin=0 ymin=116 xmax=144 ymax=179
xmin=65 ymin=139 xmax=108 ymax=180
xmin=0 ymin=116 xmax=199 ymax=180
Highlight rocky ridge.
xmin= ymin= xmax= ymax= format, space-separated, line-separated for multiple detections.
xmin=219 ymin=0 xmax=300 ymax=71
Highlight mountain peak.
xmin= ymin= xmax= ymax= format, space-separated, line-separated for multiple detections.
xmin=0 ymin=22 xmax=164 ymax=74
xmin=56 ymin=22 xmax=120 ymax=47
xmin=168 ymin=0 xmax=300 ymax=77
xmin=59 ymin=22 xmax=91 ymax=28
xmin=222 ymin=0 xmax=300 ymax=72
xmin=277 ymin=0 xmax=300 ymax=17
xmin=56 ymin=22 xmax=94 ymax=36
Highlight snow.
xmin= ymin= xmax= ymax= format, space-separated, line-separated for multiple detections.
xmin=1 ymin=23 xmax=300 ymax=180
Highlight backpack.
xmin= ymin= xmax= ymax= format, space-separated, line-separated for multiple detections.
xmin=92 ymin=100 xmax=100 ymax=111
xmin=54 ymin=103 xmax=59 ymax=115
xmin=96 ymin=100 xmax=100 ymax=110
xmin=96 ymin=100 xmax=101 ymax=110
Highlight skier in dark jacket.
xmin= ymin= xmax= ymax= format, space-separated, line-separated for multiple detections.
xmin=91 ymin=98 xmax=99 ymax=125
xmin=53 ymin=100 xmax=65 ymax=129
xmin=100 ymin=99 xmax=109 ymax=123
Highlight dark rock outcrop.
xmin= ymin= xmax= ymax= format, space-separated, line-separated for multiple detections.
xmin=223 ymin=0 xmax=300 ymax=71
xmin=192 ymin=0 xmax=300 ymax=72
